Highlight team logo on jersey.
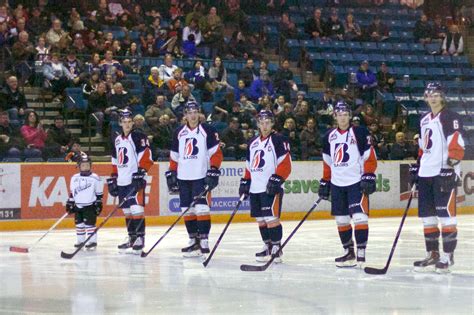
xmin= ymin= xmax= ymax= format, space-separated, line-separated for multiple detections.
xmin=118 ymin=147 xmax=129 ymax=166
xmin=251 ymin=150 xmax=265 ymax=171
xmin=423 ymin=128 xmax=433 ymax=151
xmin=184 ymin=138 xmax=199 ymax=159
xmin=333 ymin=143 xmax=349 ymax=166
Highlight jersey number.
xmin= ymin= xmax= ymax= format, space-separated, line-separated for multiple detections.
xmin=453 ymin=120 xmax=459 ymax=130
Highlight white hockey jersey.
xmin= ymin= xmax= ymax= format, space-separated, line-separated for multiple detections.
xmin=111 ymin=130 xmax=153 ymax=186
xmin=170 ymin=123 xmax=223 ymax=180
xmin=418 ymin=108 xmax=465 ymax=177
xmin=70 ymin=173 xmax=103 ymax=208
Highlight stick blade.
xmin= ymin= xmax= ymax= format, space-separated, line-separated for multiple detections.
xmin=60 ymin=251 xmax=74 ymax=259
xmin=240 ymin=264 xmax=267 ymax=272
xmin=9 ymin=246 xmax=29 ymax=253
xmin=140 ymin=251 xmax=148 ymax=258
xmin=364 ymin=266 xmax=387 ymax=275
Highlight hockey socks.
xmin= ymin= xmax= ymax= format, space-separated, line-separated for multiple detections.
xmin=259 ymin=225 xmax=271 ymax=244
xmin=354 ymin=223 xmax=368 ymax=250
xmin=337 ymin=224 xmax=354 ymax=250
xmin=441 ymin=226 xmax=457 ymax=253
xmin=268 ymin=224 xmax=283 ymax=263
xmin=423 ymin=226 xmax=440 ymax=252
xmin=75 ymin=223 xmax=86 ymax=245
xmin=184 ymin=215 xmax=198 ymax=239
xmin=197 ymin=214 xmax=211 ymax=240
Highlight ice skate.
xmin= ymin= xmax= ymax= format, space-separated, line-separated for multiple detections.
xmin=182 ymin=238 xmax=201 ymax=257
xmin=335 ymin=248 xmax=356 ymax=268
xmin=413 ymin=251 xmax=440 ymax=272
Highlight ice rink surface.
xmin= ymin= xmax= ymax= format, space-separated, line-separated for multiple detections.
xmin=1 ymin=215 xmax=473 ymax=315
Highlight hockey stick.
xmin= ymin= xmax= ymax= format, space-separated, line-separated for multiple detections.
xmin=60 ymin=189 xmax=135 ymax=259
xmin=364 ymin=184 xmax=417 ymax=275
xmin=141 ymin=186 xmax=210 ymax=258
xmin=240 ymin=197 xmax=323 ymax=272
xmin=203 ymin=194 xmax=246 ymax=267
xmin=10 ymin=212 xmax=70 ymax=253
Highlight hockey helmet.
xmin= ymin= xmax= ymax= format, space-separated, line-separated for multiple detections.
xmin=184 ymin=101 xmax=200 ymax=113
xmin=77 ymin=153 xmax=92 ymax=166
xmin=334 ymin=101 xmax=351 ymax=115
xmin=257 ymin=110 xmax=275 ymax=122
xmin=119 ymin=108 xmax=133 ymax=121
xmin=424 ymin=82 xmax=445 ymax=99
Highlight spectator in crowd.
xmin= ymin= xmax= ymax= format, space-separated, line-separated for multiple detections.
xmin=88 ymin=82 xmax=108 ymax=138
xmin=351 ymin=115 xmax=361 ymax=127
xmin=326 ymin=12 xmax=345 ymax=40
xmin=45 ymin=18 xmax=68 ymax=48
xmin=82 ymin=70 xmax=101 ymax=99
xmin=42 ymin=52 xmax=73 ymax=99
xmin=281 ymin=117 xmax=300 ymax=159
xmin=144 ymin=66 xmax=167 ymax=106
xmin=294 ymin=100 xmax=313 ymax=131
xmin=442 ymin=25 xmax=464 ymax=56
xmin=86 ymin=53 xmax=102 ymax=75
xmin=11 ymin=31 xmax=35 ymax=84
xmin=299 ymin=117 xmax=321 ymax=160
xmin=209 ymin=56 xmax=232 ymax=91
xmin=200 ymin=6 xmax=224 ymax=56
xmin=100 ymin=50 xmax=124 ymax=80
xmin=167 ymin=68 xmax=188 ymax=95
xmin=145 ymin=94 xmax=177 ymax=127
xmin=316 ymin=88 xmax=335 ymax=128
xmin=64 ymin=50 xmax=83 ymax=85
xmin=182 ymin=18 xmax=202 ymax=46
xmin=295 ymin=91 xmax=307 ymax=110
xmin=376 ymin=62 xmax=396 ymax=92
xmin=276 ymin=102 xmax=295 ymax=131
xmin=343 ymin=13 xmax=362 ymax=41
xmin=226 ymin=30 xmax=250 ymax=59
xmin=273 ymin=95 xmax=286 ymax=115
xmin=356 ymin=60 xmax=378 ymax=103
xmin=133 ymin=114 xmax=152 ymax=136
xmin=125 ymin=42 xmax=141 ymax=73
xmin=0 ymin=76 xmax=27 ymax=127
xmin=305 ymin=8 xmax=326 ymax=39
xmin=360 ymin=104 xmax=379 ymax=126
xmin=214 ymin=91 xmax=236 ymax=122
xmin=279 ymin=12 xmax=297 ymax=48
xmin=171 ymin=84 xmax=196 ymax=119
xmin=238 ymin=58 xmax=259 ymax=88
xmin=150 ymin=114 xmax=173 ymax=160
xmin=182 ymin=33 xmax=197 ymax=58
xmin=0 ymin=111 xmax=23 ymax=160
xmin=220 ymin=117 xmax=247 ymax=159
xmin=45 ymin=115 xmax=73 ymax=158
xmin=159 ymin=54 xmax=178 ymax=84
xmin=72 ymin=33 xmax=89 ymax=56
xmin=107 ymin=82 xmax=130 ymax=111
xmin=238 ymin=94 xmax=257 ymax=115
xmin=234 ymin=79 xmax=250 ymax=101
xmin=366 ymin=15 xmax=389 ymax=42
xmin=389 ymin=131 xmax=416 ymax=160
xmin=249 ymin=72 xmax=274 ymax=102
xmin=414 ymin=13 xmax=433 ymax=44
xmin=368 ymin=120 xmax=388 ymax=159
xmin=432 ymin=15 xmax=447 ymax=42
xmin=185 ymin=60 xmax=213 ymax=95
xmin=28 ymin=6 xmax=48 ymax=37
xmin=20 ymin=110 xmax=47 ymax=158
xmin=273 ymin=59 xmax=295 ymax=101
xmin=35 ymin=36 xmax=49 ymax=63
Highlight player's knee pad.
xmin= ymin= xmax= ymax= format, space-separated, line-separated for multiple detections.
xmin=195 ymin=204 xmax=210 ymax=216
xmin=182 ymin=207 xmax=196 ymax=216
xmin=335 ymin=215 xmax=351 ymax=226
xmin=122 ymin=208 xmax=131 ymax=216
xmin=130 ymin=205 xmax=144 ymax=216
xmin=422 ymin=216 xmax=438 ymax=227
xmin=352 ymin=213 xmax=368 ymax=225
xmin=439 ymin=216 xmax=457 ymax=227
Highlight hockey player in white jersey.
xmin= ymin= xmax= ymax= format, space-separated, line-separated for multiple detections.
xmin=318 ymin=101 xmax=377 ymax=268
xmin=166 ymin=101 xmax=223 ymax=257
xmin=67 ymin=154 xmax=103 ymax=251
xmin=239 ymin=110 xmax=292 ymax=263
xmin=410 ymin=82 xmax=465 ymax=273
xmin=107 ymin=109 xmax=153 ymax=254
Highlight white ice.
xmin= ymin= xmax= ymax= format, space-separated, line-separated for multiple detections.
xmin=1 ymin=215 xmax=473 ymax=315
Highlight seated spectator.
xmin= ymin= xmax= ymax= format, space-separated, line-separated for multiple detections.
xmin=144 ymin=67 xmax=167 ymax=106
xmin=299 ymin=118 xmax=322 ymax=160
xmin=125 ymin=42 xmax=141 ymax=73
xmin=356 ymin=60 xmax=378 ymax=103
xmin=295 ymin=91 xmax=307 ymax=110
xmin=389 ymin=131 xmax=417 ymax=160
xmin=316 ymin=88 xmax=335 ymax=128
xmin=0 ymin=75 xmax=27 ymax=127
xmin=209 ymin=56 xmax=232 ymax=91
xmin=100 ymin=50 xmax=124 ymax=80
xmin=182 ymin=33 xmax=197 ymax=58
xmin=376 ymin=62 xmax=396 ymax=92
xmin=43 ymin=53 xmax=74 ymax=99
xmin=185 ymin=60 xmax=213 ymax=94
xmin=0 ymin=111 xmax=23 ymax=160
xmin=214 ymin=91 xmax=236 ymax=122
xmin=228 ymin=101 xmax=254 ymax=129
xmin=167 ymin=68 xmax=188 ymax=95
xmin=64 ymin=50 xmax=83 ymax=86
xmin=220 ymin=117 xmax=247 ymax=159
xmin=238 ymin=58 xmax=259 ymax=88
xmin=368 ymin=120 xmax=388 ymax=159
xmin=133 ymin=114 xmax=152 ymax=136
xmin=82 ymin=70 xmax=101 ymax=99
xmin=351 ymin=115 xmax=361 ymax=127
xmin=159 ymin=54 xmax=178 ymax=84
xmin=414 ymin=14 xmax=432 ymax=44
xmin=199 ymin=6 xmax=224 ymax=55
xmin=71 ymin=33 xmax=89 ymax=56
xmin=442 ymin=25 xmax=464 ymax=56
xmin=234 ymin=79 xmax=250 ymax=101
xmin=85 ymin=53 xmax=102 ymax=75
xmin=226 ymin=30 xmax=251 ymax=59
xmin=294 ymin=101 xmax=313 ymax=131
xmin=366 ymin=16 xmax=389 ymax=42
xmin=326 ymin=12 xmax=345 ymax=41
xmin=360 ymin=104 xmax=379 ymax=126
xmin=182 ymin=18 xmax=202 ymax=46
xmin=145 ymin=95 xmax=177 ymax=128
xmin=238 ymin=94 xmax=258 ymax=116
xmin=11 ymin=30 xmax=35 ymax=84
xmin=45 ymin=115 xmax=73 ymax=158
xmin=305 ymin=8 xmax=326 ymax=39
xmin=45 ymin=18 xmax=68 ymax=48
xmin=279 ymin=12 xmax=297 ymax=47
xmin=344 ymin=13 xmax=362 ymax=41
xmin=88 ymin=82 xmax=108 ymax=137
xmin=171 ymin=85 xmax=196 ymax=119
xmin=150 ymin=114 xmax=173 ymax=159
xmin=281 ymin=117 xmax=300 ymax=159
xmin=20 ymin=110 xmax=47 ymax=158
xmin=276 ymin=102 xmax=295 ymax=131
xmin=107 ymin=83 xmax=131 ymax=111
xmin=273 ymin=59 xmax=295 ymax=101
xmin=249 ymin=73 xmax=274 ymax=102
xmin=432 ymin=15 xmax=447 ymax=42
xmin=35 ymin=36 xmax=49 ymax=64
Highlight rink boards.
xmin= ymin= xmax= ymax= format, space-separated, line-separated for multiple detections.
xmin=0 ymin=161 xmax=473 ymax=230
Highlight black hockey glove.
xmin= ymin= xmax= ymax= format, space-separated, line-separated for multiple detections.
xmin=409 ymin=164 xmax=419 ymax=186
xmin=266 ymin=174 xmax=284 ymax=195
xmin=205 ymin=167 xmax=220 ymax=191
xmin=435 ymin=168 xmax=457 ymax=192
xmin=239 ymin=178 xmax=251 ymax=200
xmin=132 ymin=168 xmax=147 ymax=191
xmin=318 ymin=179 xmax=331 ymax=200
xmin=360 ymin=173 xmax=377 ymax=195
xmin=94 ymin=199 xmax=103 ymax=216
xmin=165 ymin=170 xmax=179 ymax=193
xmin=66 ymin=198 xmax=76 ymax=214
xmin=107 ymin=174 xmax=118 ymax=197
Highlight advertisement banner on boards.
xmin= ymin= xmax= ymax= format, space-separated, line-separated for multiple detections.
xmin=0 ymin=164 xmax=21 ymax=220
